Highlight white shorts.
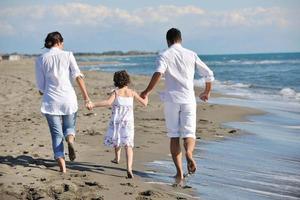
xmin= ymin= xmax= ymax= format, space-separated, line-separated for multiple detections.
xmin=164 ymin=102 xmax=196 ymax=138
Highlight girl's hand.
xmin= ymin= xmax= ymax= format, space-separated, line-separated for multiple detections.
xmin=143 ymin=95 xmax=149 ymax=105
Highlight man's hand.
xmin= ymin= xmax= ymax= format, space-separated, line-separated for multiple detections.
xmin=140 ymin=90 xmax=149 ymax=99
xmin=140 ymin=72 xmax=162 ymax=99
xmin=199 ymin=91 xmax=210 ymax=102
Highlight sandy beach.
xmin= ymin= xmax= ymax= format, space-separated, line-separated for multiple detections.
xmin=0 ymin=58 xmax=263 ymax=200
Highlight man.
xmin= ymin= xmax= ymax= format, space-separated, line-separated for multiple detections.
xmin=141 ymin=28 xmax=214 ymax=185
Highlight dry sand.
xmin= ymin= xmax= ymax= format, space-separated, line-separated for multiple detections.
xmin=0 ymin=58 xmax=263 ymax=199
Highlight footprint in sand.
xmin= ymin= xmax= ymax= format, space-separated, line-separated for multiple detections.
xmin=137 ymin=190 xmax=164 ymax=199
xmin=120 ymin=182 xmax=138 ymax=188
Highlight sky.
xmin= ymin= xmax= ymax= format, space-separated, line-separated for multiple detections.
xmin=0 ymin=0 xmax=299 ymax=54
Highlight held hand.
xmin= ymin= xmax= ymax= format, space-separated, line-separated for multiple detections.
xmin=85 ymin=100 xmax=94 ymax=110
xmin=140 ymin=90 xmax=149 ymax=99
xmin=143 ymin=95 xmax=149 ymax=105
xmin=199 ymin=91 xmax=210 ymax=102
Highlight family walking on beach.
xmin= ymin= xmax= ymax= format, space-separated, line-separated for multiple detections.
xmin=35 ymin=28 xmax=214 ymax=186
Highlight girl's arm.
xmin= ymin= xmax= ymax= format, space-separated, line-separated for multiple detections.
xmin=92 ymin=92 xmax=116 ymax=108
xmin=76 ymin=76 xmax=92 ymax=110
xmin=133 ymin=91 xmax=148 ymax=106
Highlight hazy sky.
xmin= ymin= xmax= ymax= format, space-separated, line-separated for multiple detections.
xmin=0 ymin=0 xmax=299 ymax=54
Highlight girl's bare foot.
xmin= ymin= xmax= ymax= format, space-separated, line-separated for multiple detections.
xmin=127 ymin=171 xmax=134 ymax=179
xmin=111 ymin=158 xmax=119 ymax=164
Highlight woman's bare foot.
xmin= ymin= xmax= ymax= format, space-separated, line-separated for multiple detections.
xmin=111 ymin=158 xmax=119 ymax=164
xmin=67 ymin=135 xmax=76 ymax=161
xmin=68 ymin=142 xmax=76 ymax=161
xmin=127 ymin=171 xmax=134 ymax=179
xmin=57 ymin=157 xmax=66 ymax=173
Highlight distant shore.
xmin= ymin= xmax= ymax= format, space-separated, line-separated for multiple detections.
xmin=0 ymin=58 xmax=263 ymax=199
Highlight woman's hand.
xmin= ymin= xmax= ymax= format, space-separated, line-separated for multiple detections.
xmin=85 ymin=100 xmax=93 ymax=110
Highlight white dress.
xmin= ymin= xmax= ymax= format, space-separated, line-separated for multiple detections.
xmin=104 ymin=93 xmax=134 ymax=147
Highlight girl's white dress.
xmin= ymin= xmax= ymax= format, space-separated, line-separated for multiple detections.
xmin=104 ymin=93 xmax=134 ymax=147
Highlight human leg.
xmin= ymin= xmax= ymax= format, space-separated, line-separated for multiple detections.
xmin=170 ymin=137 xmax=184 ymax=183
xmin=125 ymin=146 xmax=133 ymax=178
xmin=45 ymin=114 xmax=66 ymax=172
xmin=111 ymin=146 xmax=121 ymax=164
xmin=57 ymin=158 xmax=66 ymax=173
xmin=183 ymin=137 xmax=197 ymax=174
xmin=164 ymin=102 xmax=183 ymax=183
xmin=180 ymin=103 xmax=197 ymax=174
xmin=62 ymin=113 xmax=77 ymax=161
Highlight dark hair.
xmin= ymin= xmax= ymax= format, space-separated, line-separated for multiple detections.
xmin=166 ymin=28 xmax=182 ymax=44
xmin=113 ymin=70 xmax=131 ymax=88
xmin=44 ymin=31 xmax=64 ymax=49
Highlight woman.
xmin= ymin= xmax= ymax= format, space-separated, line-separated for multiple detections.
xmin=35 ymin=31 xmax=92 ymax=173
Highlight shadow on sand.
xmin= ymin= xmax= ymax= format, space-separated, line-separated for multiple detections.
xmin=0 ymin=155 xmax=151 ymax=178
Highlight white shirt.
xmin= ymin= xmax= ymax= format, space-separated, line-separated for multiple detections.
xmin=156 ymin=43 xmax=214 ymax=104
xmin=35 ymin=47 xmax=83 ymax=115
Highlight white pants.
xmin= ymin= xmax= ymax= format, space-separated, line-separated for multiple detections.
xmin=164 ymin=102 xmax=196 ymax=138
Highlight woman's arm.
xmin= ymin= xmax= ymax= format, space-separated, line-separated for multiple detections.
xmin=92 ymin=93 xmax=116 ymax=108
xmin=76 ymin=76 xmax=93 ymax=110
xmin=35 ymin=57 xmax=45 ymax=95
xmin=133 ymin=91 xmax=148 ymax=106
xmin=76 ymin=76 xmax=90 ymax=101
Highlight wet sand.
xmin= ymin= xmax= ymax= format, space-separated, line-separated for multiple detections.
xmin=0 ymin=58 xmax=263 ymax=199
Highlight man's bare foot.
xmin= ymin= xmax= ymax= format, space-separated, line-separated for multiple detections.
xmin=111 ymin=158 xmax=119 ymax=164
xmin=127 ymin=171 xmax=134 ymax=179
xmin=172 ymin=175 xmax=184 ymax=187
xmin=187 ymin=158 xmax=197 ymax=174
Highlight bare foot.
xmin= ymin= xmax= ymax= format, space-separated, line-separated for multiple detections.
xmin=127 ymin=171 xmax=134 ymax=179
xmin=111 ymin=159 xmax=119 ymax=164
xmin=187 ymin=158 xmax=197 ymax=174
xmin=172 ymin=176 xmax=184 ymax=187
xmin=68 ymin=142 xmax=76 ymax=161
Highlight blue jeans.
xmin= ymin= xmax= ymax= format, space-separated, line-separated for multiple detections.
xmin=45 ymin=113 xmax=77 ymax=159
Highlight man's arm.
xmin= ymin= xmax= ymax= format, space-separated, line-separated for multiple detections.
xmin=199 ymin=82 xmax=212 ymax=102
xmin=195 ymin=54 xmax=214 ymax=102
xmin=140 ymin=72 xmax=162 ymax=99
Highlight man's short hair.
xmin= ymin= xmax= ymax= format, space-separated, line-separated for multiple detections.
xmin=166 ymin=28 xmax=182 ymax=44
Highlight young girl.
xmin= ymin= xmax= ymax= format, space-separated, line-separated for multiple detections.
xmin=91 ymin=70 xmax=148 ymax=178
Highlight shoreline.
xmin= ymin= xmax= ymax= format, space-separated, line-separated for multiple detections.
xmin=0 ymin=58 xmax=264 ymax=199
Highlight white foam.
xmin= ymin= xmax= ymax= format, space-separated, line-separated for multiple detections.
xmin=205 ymin=79 xmax=300 ymax=103
xmin=206 ymin=59 xmax=300 ymax=66
xmin=279 ymin=88 xmax=300 ymax=100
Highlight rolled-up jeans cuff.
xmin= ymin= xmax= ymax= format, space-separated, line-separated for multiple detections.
xmin=65 ymin=128 xmax=76 ymax=138
xmin=54 ymin=152 xmax=65 ymax=160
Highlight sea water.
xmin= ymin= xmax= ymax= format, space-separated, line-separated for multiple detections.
xmin=80 ymin=52 xmax=300 ymax=199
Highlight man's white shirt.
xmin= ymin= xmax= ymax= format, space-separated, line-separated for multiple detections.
xmin=156 ymin=43 xmax=214 ymax=104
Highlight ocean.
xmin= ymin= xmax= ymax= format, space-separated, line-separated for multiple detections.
xmin=79 ymin=52 xmax=300 ymax=199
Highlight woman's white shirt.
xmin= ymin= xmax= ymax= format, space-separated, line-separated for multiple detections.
xmin=35 ymin=47 xmax=83 ymax=115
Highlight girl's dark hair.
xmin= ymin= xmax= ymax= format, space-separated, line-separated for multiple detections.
xmin=113 ymin=70 xmax=131 ymax=88
xmin=44 ymin=31 xmax=64 ymax=49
